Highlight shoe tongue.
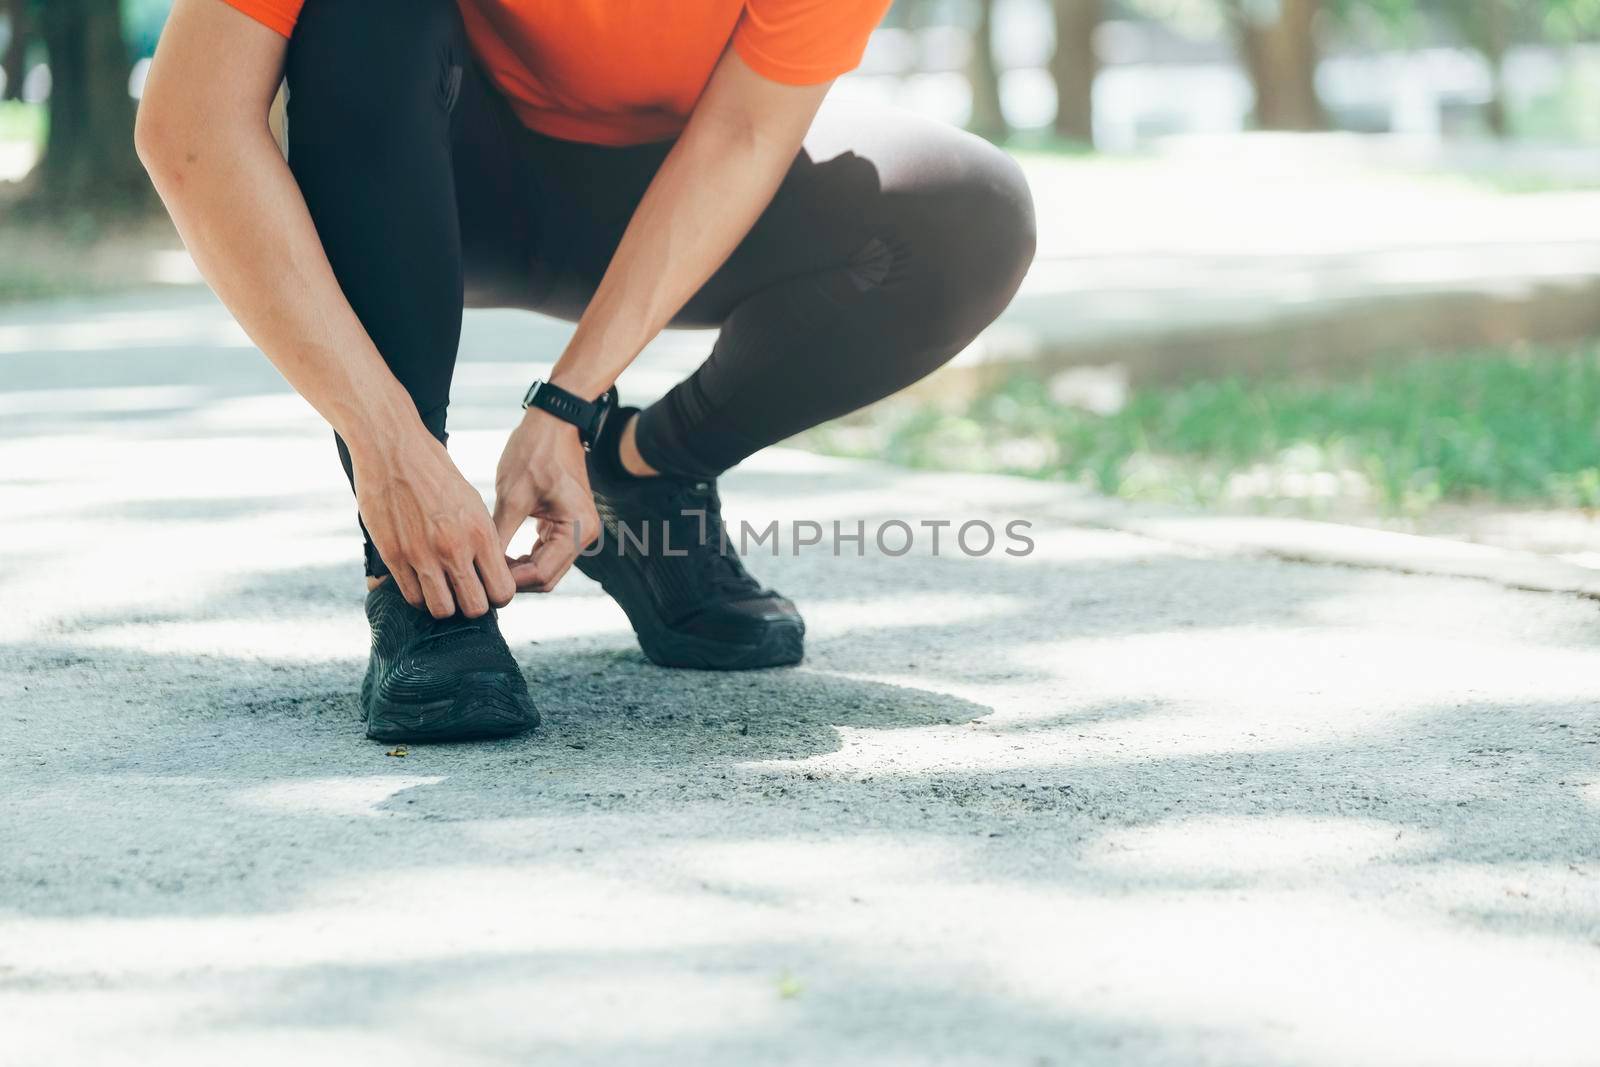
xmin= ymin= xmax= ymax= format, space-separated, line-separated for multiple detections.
xmin=699 ymin=528 xmax=764 ymax=598
xmin=709 ymin=557 xmax=762 ymax=598
xmin=654 ymin=480 xmax=763 ymax=597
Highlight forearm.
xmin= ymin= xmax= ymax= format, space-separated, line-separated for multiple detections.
xmin=145 ymin=131 xmax=419 ymax=458
xmin=136 ymin=0 xmax=420 ymax=464
xmin=548 ymin=128 xmax=780 ymax=397
xmin=549 ymin=50 xmax=827 ymax=398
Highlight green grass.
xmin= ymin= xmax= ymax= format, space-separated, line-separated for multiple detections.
xmin=802 ymin=344 xmax=1600 ymax=516
xmin=0 ymin=101 xmax=45 ymax=148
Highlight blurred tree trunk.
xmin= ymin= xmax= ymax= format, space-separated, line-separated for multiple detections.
xmin=33 ymin=0 xmax=147 ymax=210
xmin=2 ymin=0 xmax=28 ymax=102
xmin=968 ymin=0 xmax=1007 ymax=141
xmin=1225 ymin=0 xmax=1327 ymax=131
xmin=1050 ymin=0 xmax=1100 ymax=145
xmin=1482 ymin=4 xmax=1509 ymax=139
xmin=1455 ymin=0 xmax=1512 ymax=138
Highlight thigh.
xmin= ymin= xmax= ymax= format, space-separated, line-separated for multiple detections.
xmin=672 ymin=102 xmax=912 ymax=326
xmin=511 ymin=100 xmax=1028 ymax=327
xmin=689 ymin=101 xmax=1029 ymax=325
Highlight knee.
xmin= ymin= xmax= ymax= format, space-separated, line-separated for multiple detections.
xmin=954 ymin=143 xmax=1037 ymax=308
xmin=285 ymin=0 xmax=461 ymax=135
xmin=909 ymin=139 xmax=1036 ymax=346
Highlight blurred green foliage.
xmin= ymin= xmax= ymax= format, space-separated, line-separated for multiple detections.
xmin=0 ymin=99 xmax=42 ymax=145
xmin=120 ymin=0 xmax=171 ymax=57
xmin=1544 ymin=0 xmax=1600 ymax=38
xmin=805 ymin=344 xmax=1600 ymax=515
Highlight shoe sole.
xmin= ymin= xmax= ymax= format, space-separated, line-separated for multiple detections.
xmin=576 ymin=555 xmax=805 ymax=671
xmin=637 ymin=618 xmax=805 ymax=671
xmin=364 ymin=671 xmax=539 ymax=743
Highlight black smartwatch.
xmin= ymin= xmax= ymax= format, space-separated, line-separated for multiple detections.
xmin=521 ymin=379 xmax=615 ymax=450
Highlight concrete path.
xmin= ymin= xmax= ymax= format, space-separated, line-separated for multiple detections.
xmin=4 ymin=293 xmax=1600 ymax=1066
xmin=967 ymin=137 xmax=1600 ymax=388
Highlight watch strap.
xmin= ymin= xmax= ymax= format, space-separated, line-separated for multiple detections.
xmin=522 ymin=380 xmax=614 ymax=449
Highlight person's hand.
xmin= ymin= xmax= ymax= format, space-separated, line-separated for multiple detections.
xmin=492 ymin=408 xmax=600 ymax=593
xmin=352 ymin=433 xmax=515 ymax=619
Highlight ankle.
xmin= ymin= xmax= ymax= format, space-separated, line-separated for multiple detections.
xmin=618 ymin=413 xmax=660 ymax=479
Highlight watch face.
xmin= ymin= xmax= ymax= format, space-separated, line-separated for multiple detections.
xmin=588 ymin=401 xmax=610 ymax=442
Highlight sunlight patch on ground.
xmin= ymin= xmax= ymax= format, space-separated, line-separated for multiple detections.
xmin=3 ymin=986 xmax=483 ymax=1067
xmin=755 ymin=624 xmax=1597 ymax=778
xmin=500 ymin=590 xmax=1024 ymax=647
xmin=802 ymin=593 xmax=1022 ymax=634
xmin=0 ymin=433 xmax=345 ymax=505
xmin=0 ymin=866 xmax=789 ymax=980
xmin=411 ymin=970 xmax=786 ymax=1050
xmin=1397 ymin=861 xmax=1600 ymax=932
xmin=497 ymin=588 xmax=632 ymax=645
xmin=4 ymin=969 xmax=786 ymax=1066
xmin=0 ymin=523 xmax=360 ymax=646
xmin=231 ymin=776 xmax=446 ymax=819
xmin=1082 ymin=815 xmax=1432 ymax=880
xmin=6 ymin=840 xmax=1600 ymax=1066
xmin=1025 ymin=627 xmax=1589 ymax=699
xmin=939 ymin=883 xmax=1600 ymax=1067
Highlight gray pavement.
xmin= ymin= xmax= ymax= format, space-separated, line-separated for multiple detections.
xmin=958 ymin=140 xmax=1600 ymax=387
xmin=3 ymin=292 xmax=1600 ymax=1066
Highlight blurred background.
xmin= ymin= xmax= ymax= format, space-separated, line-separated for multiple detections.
xmin=5 ymin=0 xmax=1600 ymax=557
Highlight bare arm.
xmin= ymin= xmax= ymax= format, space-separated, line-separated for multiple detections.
xmin=136 ymin=0 xmax=412 ymax=458
xmin=494 ymin=49 xmax=829 ymax=589
xmin=550 ymin=50 xmax=829 ymax=397
xmin=138 ymin=0 xmax=512 ymax=618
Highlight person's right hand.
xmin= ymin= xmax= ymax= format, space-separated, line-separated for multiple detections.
xmin=353 ymin=434 xmax=516 ymax=619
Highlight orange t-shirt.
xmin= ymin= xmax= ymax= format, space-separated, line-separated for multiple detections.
xmin=225 ymin=0 xmax=890 ymax=145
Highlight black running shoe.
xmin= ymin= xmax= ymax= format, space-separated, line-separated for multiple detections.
xmin=576 ymin=408 xmax=804 ymax=670
xmin=360 ymin=579 xmax=538 ymax=742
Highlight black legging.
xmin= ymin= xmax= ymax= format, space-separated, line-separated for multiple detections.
xmin=284 ymin=0 xmax=1036 ymax=572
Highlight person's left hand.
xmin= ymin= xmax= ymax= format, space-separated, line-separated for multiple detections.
xmin=492 ymin=409 xmax=601 ymax=593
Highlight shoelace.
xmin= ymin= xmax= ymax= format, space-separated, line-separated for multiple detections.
xmin=667 ymin=481 xmax=765 ymax=599
xmin=371 ymin=587 xmax=502 ymax=664
xmin=414 ymin=610 xmax=500 ymax=651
